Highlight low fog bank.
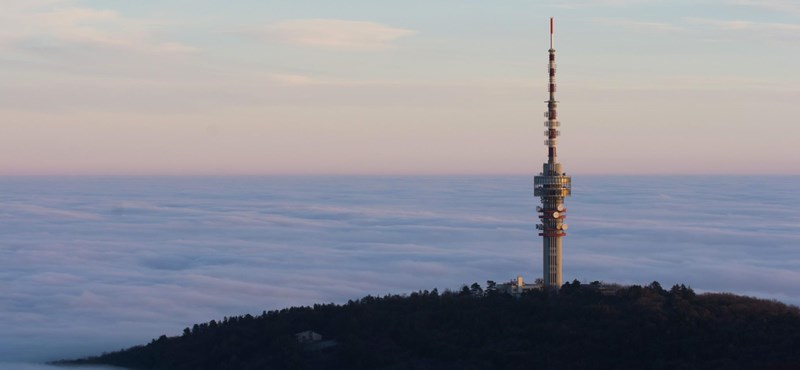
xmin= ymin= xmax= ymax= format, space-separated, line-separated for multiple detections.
xmin=1 ymin=175 xmax=797 ymax=362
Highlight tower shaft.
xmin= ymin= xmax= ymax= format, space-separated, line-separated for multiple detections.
xmin=534 ymin=17 xmax=571 ymax=289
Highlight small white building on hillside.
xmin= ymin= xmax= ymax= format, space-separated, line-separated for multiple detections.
xmin=295 ymin=330 xmax=322 ymax=343
xmin=496 ymin=276 xmax=541 ymax=297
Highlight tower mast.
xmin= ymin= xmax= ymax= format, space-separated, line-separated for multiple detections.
xmin=534 ymin=17 xmax=572 ymax=289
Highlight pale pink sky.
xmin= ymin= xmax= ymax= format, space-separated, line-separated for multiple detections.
xmin=1 ymin=0 xmax=798 ymax=175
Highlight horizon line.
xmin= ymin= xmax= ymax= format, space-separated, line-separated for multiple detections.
xmin=1 ymin=172 xmax=798 ymax=178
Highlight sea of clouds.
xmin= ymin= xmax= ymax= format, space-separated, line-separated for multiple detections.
xmin=1 ymin=175 xmax=798 ymax=366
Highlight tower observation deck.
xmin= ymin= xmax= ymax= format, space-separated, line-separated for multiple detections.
xmin=534 ymin=17 xmax=572 ymax=289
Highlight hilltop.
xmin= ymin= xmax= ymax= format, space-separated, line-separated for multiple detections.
xmin=57 ymin=281 xmax=800 ymax=370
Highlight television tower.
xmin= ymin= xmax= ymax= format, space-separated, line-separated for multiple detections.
xmin=534 ymin=17 xmax=572 ymax=289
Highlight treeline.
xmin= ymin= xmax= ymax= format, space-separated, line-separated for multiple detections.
xmin=57 ymin=281 xmax=800 ymax=370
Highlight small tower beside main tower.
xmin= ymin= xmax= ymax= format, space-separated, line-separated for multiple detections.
xmin=534 ymin=17 xmax=572 ymax=289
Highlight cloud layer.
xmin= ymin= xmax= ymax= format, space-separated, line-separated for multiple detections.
xmin=1 ymin=175 xmax=798 ymax=363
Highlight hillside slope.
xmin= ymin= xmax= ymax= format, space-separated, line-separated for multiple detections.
xmin=58 ymin=281 xmax=800 ymax=370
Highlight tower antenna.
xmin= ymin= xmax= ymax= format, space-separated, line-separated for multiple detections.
xmin=534 ymin=17 xmax=572 ymax=290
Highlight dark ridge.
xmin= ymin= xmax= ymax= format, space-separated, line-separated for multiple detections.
xmin=54 ymin=281 xmax=800 ymax=370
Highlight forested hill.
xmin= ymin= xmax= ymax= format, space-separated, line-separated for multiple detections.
xmin=57 ymin=281 xmax=800 ymax=370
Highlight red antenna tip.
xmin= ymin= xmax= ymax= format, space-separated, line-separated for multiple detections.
xmin=550 ymin=17 xmax=554 ymax=34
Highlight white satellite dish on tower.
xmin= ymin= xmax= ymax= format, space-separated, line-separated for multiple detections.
xmin=557 ymin=204 xmax=565 ymax=212
xmin=552 ymin=211 xmax=560 ymax=218
xmin=561 ymin=224 xmax=569 ymax=230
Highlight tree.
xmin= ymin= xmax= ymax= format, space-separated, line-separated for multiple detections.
xmin=486 ymin=280 xmax=497 ymax=295
xmin=470 ymin=282 xmax=483 ymax=297
xmin=648 ymin=281 xmax=666 ymax=295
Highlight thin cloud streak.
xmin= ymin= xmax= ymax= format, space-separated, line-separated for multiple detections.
xmin=734 ymin=0 xmax=800 ymax=14
xmin=260 ymin=19 xmax=415 ymax=50
xmin=592 ymin=18 xmax=685 ymax=32
xmin=592 ymin=15 xmax=800 ymax=41
xmin=686 ymin=17 xmax=800 ymax=32
xmin=0 ymin=0 xmax=198 ymax=54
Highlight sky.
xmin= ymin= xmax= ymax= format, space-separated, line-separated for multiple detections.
xmin=1 ymin=175 xmax=799 ymax=364
xmin=0 ymin=0 xmax=798 ymax=175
